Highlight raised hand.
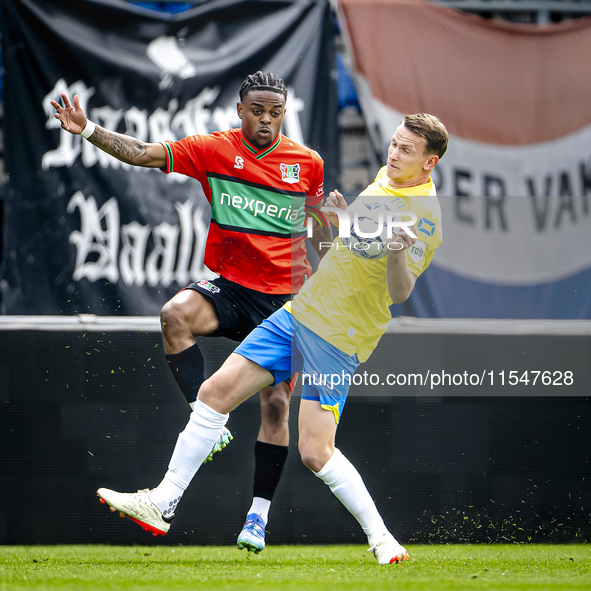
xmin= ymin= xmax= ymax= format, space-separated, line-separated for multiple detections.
xmin=321 ymin=189 xmax=348 ymax=229
xmin=388 ymin=224 xmax=417 ymax=252
xmin=50 ymin=94 xmax=87 ymax=135
xmin=324 ymin=189 xmax=347 ymax=210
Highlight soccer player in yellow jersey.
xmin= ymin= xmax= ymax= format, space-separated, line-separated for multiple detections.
xmin=97 ymin=114 xmax=448 ymax=565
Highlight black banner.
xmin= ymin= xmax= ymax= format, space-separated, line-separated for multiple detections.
xmin=0 ymin=0 xmax=338 ymax=315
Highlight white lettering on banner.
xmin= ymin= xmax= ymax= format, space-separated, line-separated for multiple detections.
xmin=353 ymin=74 xmax=591 ymax=285
xmin=67 ymin=192 xmax=120 ymax=283
xmin=170 ymin=87 xmax=220 ymax=136
xmin=67 ymin=193 xmax=211 ymax=286
xmin=146 ymin=222 xmax=179 ymax=287
xmin=354 ymin=74 xmax=591 ymax=199
xmin=120 ymin=221 xmax=150 ymax=286
xmin=125 ymin=106 xmax=150 ymax=142
xmin=436 ymin=196 xmax=591 ymax=285
xmin=42 ymin=79 xmax=306 ymax=175
xmin=435 ymin=137 xmax=591 ymax=202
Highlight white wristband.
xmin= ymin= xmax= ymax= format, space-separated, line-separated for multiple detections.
xmin=80 ymin=120 xmax=96 ymax=139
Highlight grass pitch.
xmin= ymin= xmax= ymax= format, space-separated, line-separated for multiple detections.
xmin=0 ymin=544 xmax=589 ymax=591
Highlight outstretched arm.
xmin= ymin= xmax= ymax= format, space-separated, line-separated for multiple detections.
xmin=50 ymin=93 xmax=166 ymax=168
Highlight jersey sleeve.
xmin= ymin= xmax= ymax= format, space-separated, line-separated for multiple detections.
xmin=160 ymin=135 xmax=208 ymax=186
xmin=406 ymin=218 xmax=443 ymax=277
xmin=305 ymin=150 xmax=325 ymax=209
xmin=374 ymin=166 xmax=388 ymax=184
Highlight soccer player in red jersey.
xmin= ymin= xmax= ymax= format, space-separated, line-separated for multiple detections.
xmin=52 ymin=72 xmax=331 ymax=549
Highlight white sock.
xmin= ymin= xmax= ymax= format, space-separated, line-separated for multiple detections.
xmin=150 ymin=399 xmax=229 ymax=515
xmin=247 ymin=497 xmax=271 ymax=524
xmin=314 ymin=448 xmax=389 ymax=543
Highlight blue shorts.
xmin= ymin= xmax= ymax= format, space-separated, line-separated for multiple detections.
xmin=234 ymin=307 xmax=359 ymax=424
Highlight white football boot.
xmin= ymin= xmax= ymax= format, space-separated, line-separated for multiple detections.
xmin=97 ymin=488 xmax=173 ymax=537
xmin=367 ymin=533 xmax=410 ymax=565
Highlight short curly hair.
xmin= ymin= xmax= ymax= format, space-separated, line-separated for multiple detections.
xmin=239 ymin=71 xmax=288 ymax=101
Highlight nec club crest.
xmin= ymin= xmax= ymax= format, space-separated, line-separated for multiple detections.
xmin=280 ymin=163 xmax=300 ymax=184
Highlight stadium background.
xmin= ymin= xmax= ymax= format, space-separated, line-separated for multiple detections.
xmin=0 ymin=0 xmax=590 ymax=547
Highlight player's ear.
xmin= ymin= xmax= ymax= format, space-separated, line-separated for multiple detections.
xmin=237 ymin=102 xmax=243 ymax=120
xmin=424 ymin=154 xmax=439 ymax=171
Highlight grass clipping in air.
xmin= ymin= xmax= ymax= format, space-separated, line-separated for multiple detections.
xmin=1 ymin=544 xmax=589 ymax=591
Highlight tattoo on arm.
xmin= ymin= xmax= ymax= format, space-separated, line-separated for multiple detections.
xmin=308 ymin=218 xmax=333 ymax=260
xmin=89 ymin=126 xmax=149 ymax=165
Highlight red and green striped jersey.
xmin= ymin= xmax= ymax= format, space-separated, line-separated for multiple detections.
xmin=160 ymin=129 xmax=324 ymax=294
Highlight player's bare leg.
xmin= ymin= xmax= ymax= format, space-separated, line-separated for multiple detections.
xmin=160 ymin=289 xmax=233 ymax=459
xmin=298 ymin=399 xmax=409 ymax=565
xmin=161 ymin=289 xmax=219 ymax=404
xmin=161 ymin=288 xmax=219 ymax=353
xmin=297 ymin=399 xmax=337 ymax=472
xmin=237 ymin=381 xmax=291 ymax=553
xmin=259 ymin=383 xmax=291 ymax=446
xmin=161 ymin=289 xmax=292 ymax=551
xmin=197 ymin=354 xmax=274 ymax=413
xmin=98 ymin=354 xmax=272 ymax=536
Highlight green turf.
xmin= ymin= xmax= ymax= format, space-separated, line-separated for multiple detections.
xmin=0 ymin=544 xmax=589 ymax=591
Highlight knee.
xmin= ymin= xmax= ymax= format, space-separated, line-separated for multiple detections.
xmin=298 ymin=441 xmax=327 ymax=473
xmin=196 ymin=377 xmax=215 ymax=405
xmin=261 ymin=386 xmax=290 ymax=425
xmin=196 ymin=377 xmax=225 ymax=411
xmin=160 ymin=299 xmax=187 ymax=338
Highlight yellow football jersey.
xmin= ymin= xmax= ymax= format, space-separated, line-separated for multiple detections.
xmin=290 ymin=167 xmax=443 ymax=362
